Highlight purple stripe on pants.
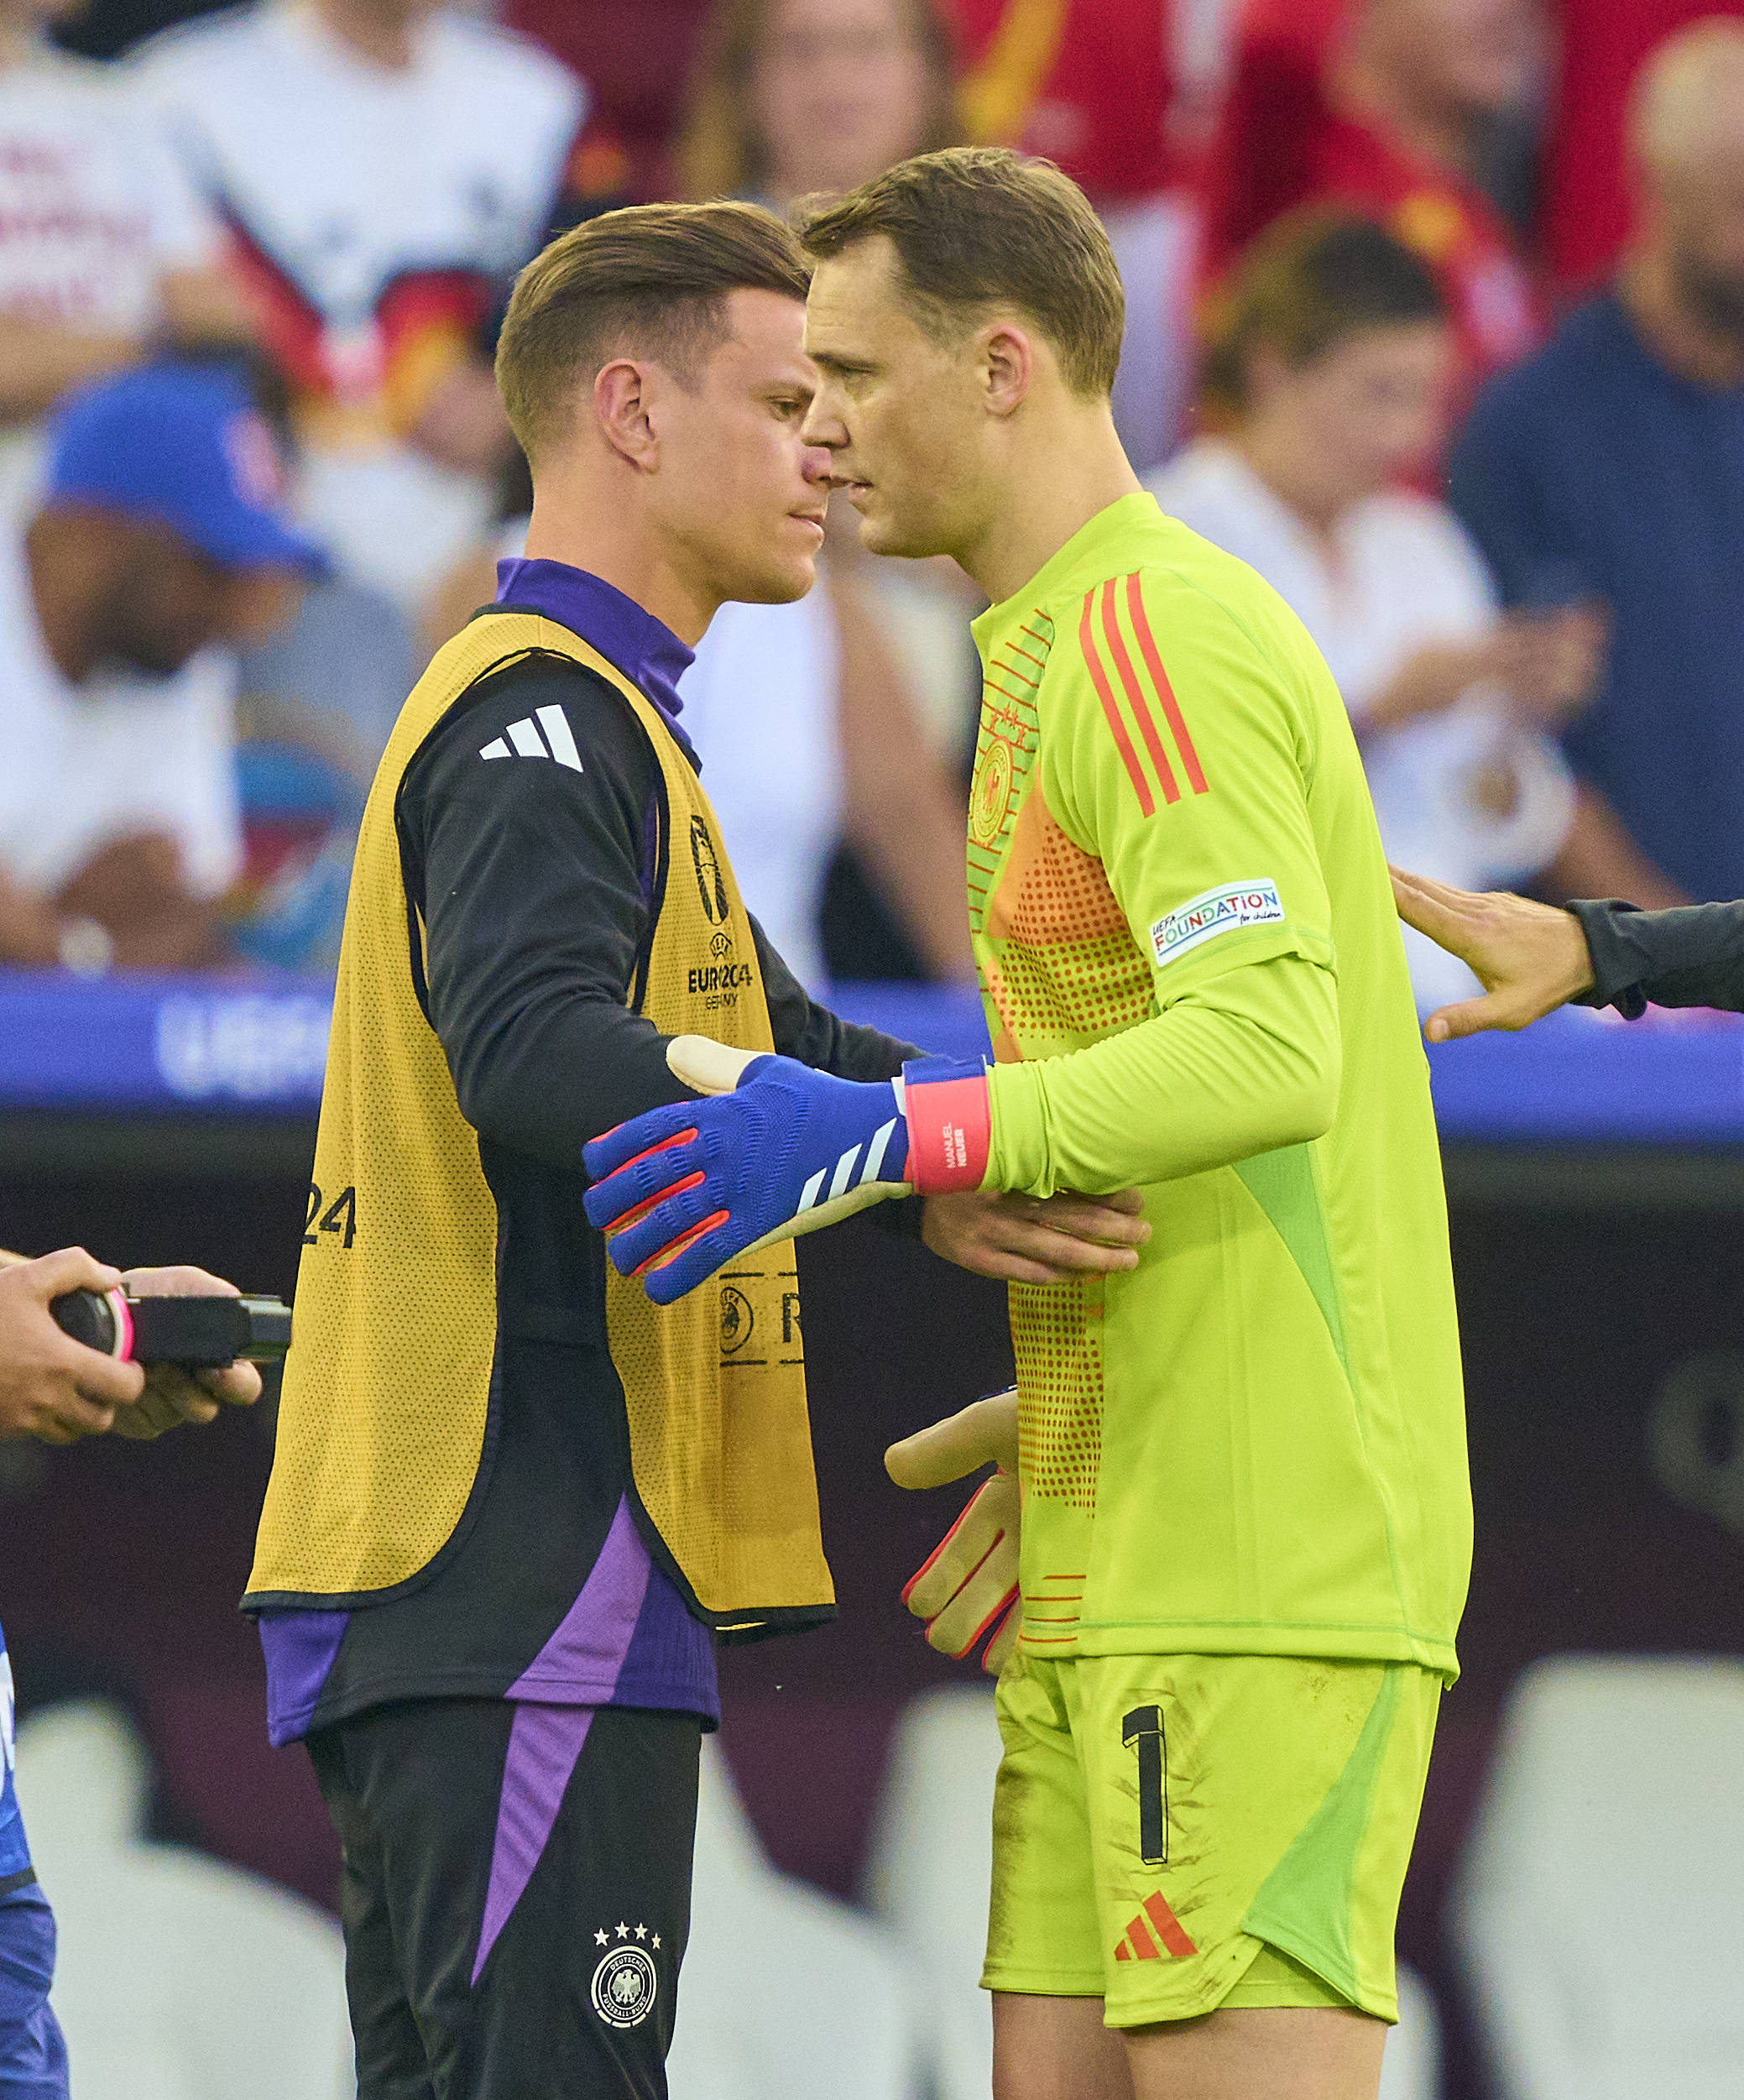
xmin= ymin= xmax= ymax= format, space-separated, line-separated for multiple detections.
xmin=472 ymin=1497 xmax=651 ymax=1980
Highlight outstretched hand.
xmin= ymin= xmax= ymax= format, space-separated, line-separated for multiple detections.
xmin=887 ymin=1389 xmax=1021 ymax=1674
xmin=1390 ymin=865 xmax=1595 ymax=1044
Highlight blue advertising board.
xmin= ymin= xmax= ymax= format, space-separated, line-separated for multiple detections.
xmin=3 ymin=969 xmax=1744 ymax=1146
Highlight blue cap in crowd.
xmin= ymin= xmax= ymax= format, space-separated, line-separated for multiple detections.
xmin=44 ymin=363 xmax=328 ymax=577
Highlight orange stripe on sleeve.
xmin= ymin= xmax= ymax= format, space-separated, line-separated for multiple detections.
xmin=1099 ymin=577 xmax=1180 ymax=806
xmin=1078 ymin=588 xmax=1155 ymax=817
xmin=1126 ymin=572 xmax=1209 ymax=796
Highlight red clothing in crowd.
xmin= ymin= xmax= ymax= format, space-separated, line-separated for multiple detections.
xmin=504 ymin=0 xmax=710 ymax=201
xmin=1543 ymin=0 xmax=1744 ymax=294
xmin=1201 ymin=0 xmax=1543 ymax=415
xmin=951 ymin=0 xmax=1209 ymax=199
xmin=502 ymin=1 xmax=1225 ymax=212
xmin=952 ymin=2 xmax=1238 ymax=462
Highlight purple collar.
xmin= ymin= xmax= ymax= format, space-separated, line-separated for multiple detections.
xmin=494 ymin=556 xmax=699 ymax=768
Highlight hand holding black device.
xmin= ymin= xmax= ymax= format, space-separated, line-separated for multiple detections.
xmin=49 ymin=1288 xmax=292 ymax=1369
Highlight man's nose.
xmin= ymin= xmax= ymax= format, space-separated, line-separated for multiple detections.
xmin=799 ymin=394 xmax=847 ymax=451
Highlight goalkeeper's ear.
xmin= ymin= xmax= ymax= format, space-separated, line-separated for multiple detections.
xmin=666 ymin=1035 xmax=760 ymax=1096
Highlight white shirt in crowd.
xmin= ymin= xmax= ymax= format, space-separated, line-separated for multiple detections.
xmin=0 ymin=44 xmax=217 ymax=513
xmin=1146 ymin=440 xmax=1574 ymax=1010
xmin=0 ymin=521 xmax=242 ymax=903
xmin=0 ymin=44 xmax=213 ymax=335
xmin=133 ymin=3 xmax=584 ymax=608
xmin=678 ymin=592 xmax=847 ymax=996
xmin=1104 ymin=198 xmax=1198 ymax=474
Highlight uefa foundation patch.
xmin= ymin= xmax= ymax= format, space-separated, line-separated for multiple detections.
xmin=1150 ymin=880 xmax=1284 ymax=969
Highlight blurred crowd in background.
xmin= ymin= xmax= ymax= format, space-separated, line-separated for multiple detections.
xmin=5 ymin=0 xmax=1744 ymax=1009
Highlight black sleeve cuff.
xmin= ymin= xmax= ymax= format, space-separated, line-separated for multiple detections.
xmin=1568 ymin=899 xmax=1648 ymax=1020
xmin=1567 ymin=896 xmax=1744 ymax=1017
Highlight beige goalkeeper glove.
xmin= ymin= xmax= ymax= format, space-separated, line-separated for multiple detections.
xmin=886 ymin=1388 xmax=1021 ymax=1675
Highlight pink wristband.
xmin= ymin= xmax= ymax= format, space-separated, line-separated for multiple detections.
xmin=905 ymin=1071 xmax=991 ymax=1194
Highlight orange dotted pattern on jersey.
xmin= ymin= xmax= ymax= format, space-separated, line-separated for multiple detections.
xmin=965 ymin=604 xmax=1163 ymax=1513
xmin=1011 ymin=1277 xmax=1103 ymax=1515
xmin=979 ymin=786 xmax=1156 ymax=1063
xmin=981 ymin=791 xmax=1154 ymax=1056
xmin=994 ymin=809 xmax=1130 ymax=947
xmin=986 ymin=927 xmax=1154 ymax=1054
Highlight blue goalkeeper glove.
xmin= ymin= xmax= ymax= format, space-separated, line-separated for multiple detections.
xmin=582 ymin=1036 xmax=991 ymax=1304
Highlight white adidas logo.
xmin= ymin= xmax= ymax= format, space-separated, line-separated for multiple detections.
xmin=794 ymin=1117 xmax=900 ymax=1215
xmin=479 ymin=705 xmax=583 ymax=772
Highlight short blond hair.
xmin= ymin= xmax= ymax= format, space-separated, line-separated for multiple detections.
xmin=496 ymin=201 xmax=811 ymax=462
xmin=798 ymin=146 xmax=1125 ymax=398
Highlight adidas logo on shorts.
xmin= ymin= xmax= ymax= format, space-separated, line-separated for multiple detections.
xmin=1113 ymin=1891 xmax=1197 ymax=1963
xmin=479 ymin=706 xmax=584 ymax=772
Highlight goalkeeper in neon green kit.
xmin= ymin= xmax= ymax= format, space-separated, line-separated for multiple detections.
xmin=586 ymin=149 xmax=1471 ymax=2100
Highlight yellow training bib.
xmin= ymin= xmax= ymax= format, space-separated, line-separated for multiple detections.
xmin=247 ymin=611 xmax=834 ymax=1629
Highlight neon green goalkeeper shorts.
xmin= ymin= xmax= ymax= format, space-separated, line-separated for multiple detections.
xmin=982 ymin=1649 xmax=1442 ymax=2026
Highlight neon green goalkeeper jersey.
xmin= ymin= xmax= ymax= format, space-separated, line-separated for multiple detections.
xmin=969 ymin=493 xmax=1470 ymax=1680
